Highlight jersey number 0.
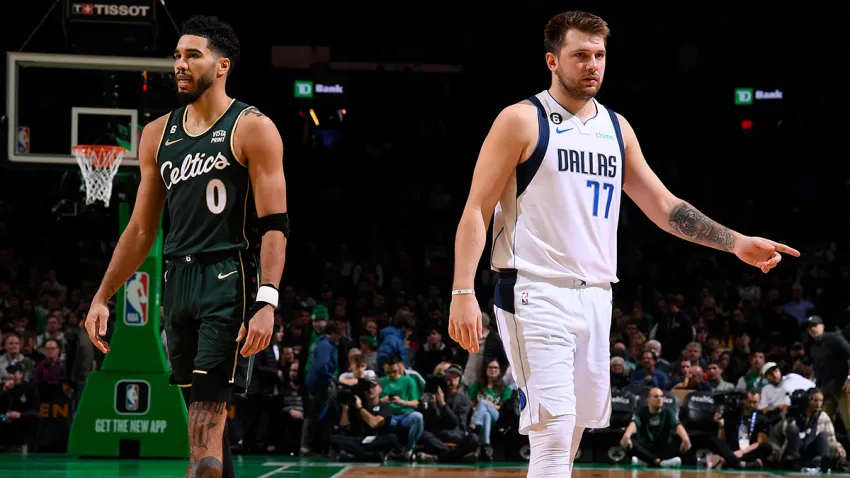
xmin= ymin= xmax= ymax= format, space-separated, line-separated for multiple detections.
xmin=205 ymin=179 xmax=227 ymax=214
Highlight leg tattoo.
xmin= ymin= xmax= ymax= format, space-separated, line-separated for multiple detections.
xmin=187 ymin=401 xmax=227 ymax=478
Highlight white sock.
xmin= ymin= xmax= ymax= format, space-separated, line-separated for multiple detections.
xmin=659 ymin=457 xmax=682 ymax=467
xmin=527 ymin=408 xmax=577 ymax=477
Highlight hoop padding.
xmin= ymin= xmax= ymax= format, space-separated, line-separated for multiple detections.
xmin=73 ymin=145 xmax=126 ymax=206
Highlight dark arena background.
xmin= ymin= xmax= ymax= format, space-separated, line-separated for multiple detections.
xmin=1 ymin=1 xmax=848 ymax=477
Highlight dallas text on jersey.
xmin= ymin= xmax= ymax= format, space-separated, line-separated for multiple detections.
xmin=557 ymin=148 xmax=618 ymax=178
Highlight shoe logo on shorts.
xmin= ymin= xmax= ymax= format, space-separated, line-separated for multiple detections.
xmin=518 ymin=389 xmax=527 ymax=411
xmin=217 ymin=271 xmax=238 ymax=279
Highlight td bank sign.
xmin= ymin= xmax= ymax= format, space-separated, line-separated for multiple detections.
xmin=294 ymin=80 xmax=344 ymax=98
xmin=735 ymin=88 xmax=783 ymax=105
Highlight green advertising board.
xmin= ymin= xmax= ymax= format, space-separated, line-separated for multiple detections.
xmin=68 ymin=203 xmax=188 ymax=458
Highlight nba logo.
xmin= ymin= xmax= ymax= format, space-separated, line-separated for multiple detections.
xmin=16 ymin=126 xmax=30 ymax=153
xmin=115 ymin=380 xmax=150 ymax=415
xmin=521 ymin=291 xmax=529 ymax=305
xmin=124 ymin=272 xmax=149 ymax=326
xmin=126 ymin=384 xmax=139 ymax=411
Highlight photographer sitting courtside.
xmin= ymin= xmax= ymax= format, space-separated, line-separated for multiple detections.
xmin=711 ymin=389 xmax=773 ymax=469
xmin=777 ymin=388 xmax=846 ymax=470
xmin=417 ymin=363 xmax=480 ymax=463
xmin=620 ymin=387 xmax=691 ymax=467
xmin=329 ymin=376 xmax=399 ymax=462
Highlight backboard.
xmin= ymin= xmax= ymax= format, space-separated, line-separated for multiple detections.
xmin=6 ymin=52 xmax=175 ymax=167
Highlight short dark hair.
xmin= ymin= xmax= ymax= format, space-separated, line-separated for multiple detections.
xmin=544 ymin=11 xmax=610 ymax=55
xmin=393 ymin=314 xmax=412 ymax=331
xmin=324 ymin=320 xmax=344 ymax=337
xmin=351 ymin=354 xmax=366 ymax=368
xmin=44 ymin=338 xmax=61 ymax=351
xmin=384 ymin=354 xmax=402 ymax=367
xmin=180 ymin=15 xmax=241 ymax=75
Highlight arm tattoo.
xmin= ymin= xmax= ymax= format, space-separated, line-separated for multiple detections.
xmin=668 ymin=202 xmax=736 ymax=252
xmin=188 ymin=401 xmax=225 ymax=451
xmin=243 ymin=106 xmax=265 ymax=118
xmin=189 ymin=456 xmax=223 ymax=478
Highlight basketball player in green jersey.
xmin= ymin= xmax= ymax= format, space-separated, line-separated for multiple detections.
xmin=84 ymin=16 xmax=287 ymax=478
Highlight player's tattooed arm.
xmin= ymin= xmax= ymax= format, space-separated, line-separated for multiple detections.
xmin=668 ymin=202 xmax=736 ymax=252
xmin=242 ymin=106 xmax=265 ymax=118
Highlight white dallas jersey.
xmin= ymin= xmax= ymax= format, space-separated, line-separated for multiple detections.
xmin=491 ymin=91 xmax=625 ymax=284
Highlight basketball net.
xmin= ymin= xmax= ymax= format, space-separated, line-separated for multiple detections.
xmin=73 ymin=145 xmax=126 ymax=206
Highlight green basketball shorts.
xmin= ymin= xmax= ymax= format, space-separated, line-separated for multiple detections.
xmin=163 ymin=249 xmax=258 ymax=398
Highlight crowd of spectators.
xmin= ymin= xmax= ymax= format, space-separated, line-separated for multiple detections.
xmin=1 ymin=110 xmax=849 ymax=470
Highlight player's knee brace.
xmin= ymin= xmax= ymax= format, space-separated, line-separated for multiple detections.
xmin=190 ymin=363 xmax=232 ymax=404
xmin=528 ymin=410 xmax=576 ymax=477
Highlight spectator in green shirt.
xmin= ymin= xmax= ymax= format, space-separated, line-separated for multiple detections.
xmin=380 ymin=354 xmax=423 ymax=460
xmin=620 ymin=387 xmax=691 ymax=467
xmin=735 ymin=351 xmax=768 ymax=392
xmin=468 ymin=359 xmax=513 ymax=461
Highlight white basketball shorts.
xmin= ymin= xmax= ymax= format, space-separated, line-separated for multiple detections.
xmin=493 ymin=269 xmax=612 ymax=435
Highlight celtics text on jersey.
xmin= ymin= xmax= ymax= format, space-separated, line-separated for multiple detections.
xmin=156 ymin=99 xmax=256 ymax=257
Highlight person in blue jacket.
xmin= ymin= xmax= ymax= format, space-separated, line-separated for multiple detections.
xmin=301 ymin=320 xmax=343 ymax=454
xmin=377 ymin=316 xmax=412 ymax=375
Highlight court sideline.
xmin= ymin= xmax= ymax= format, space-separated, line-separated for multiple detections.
xmin=0 ymin=455 xmax=843 ymax=478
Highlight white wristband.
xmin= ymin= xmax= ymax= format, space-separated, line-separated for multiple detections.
xmin=451 ymin=289 xmax=475 ymax=295
xmin=256 ymin=284 xmax=279 ymax=306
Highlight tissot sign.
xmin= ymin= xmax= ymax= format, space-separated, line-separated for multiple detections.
xmin=294 ymin=80 xmax=345 ymax=98
xmin=68 ymin=1 xmax=154 ymax=24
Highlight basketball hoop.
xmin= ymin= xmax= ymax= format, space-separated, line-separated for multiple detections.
xmin=73 ymin=145 xmax=126 ymax=206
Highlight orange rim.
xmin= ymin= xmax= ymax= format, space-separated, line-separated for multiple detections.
xmin=73 ymin=145 xmax=126 ymax=168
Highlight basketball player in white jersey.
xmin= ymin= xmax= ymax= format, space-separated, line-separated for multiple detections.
xmin=448 ymin=11 xmax=799 ymax=477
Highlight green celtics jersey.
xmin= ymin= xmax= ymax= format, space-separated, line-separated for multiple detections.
xmin=157 ymin=99 xmax=255 ymax=257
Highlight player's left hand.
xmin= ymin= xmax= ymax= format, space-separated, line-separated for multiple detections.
xmin=237 ymin=305 xmax=273 ymax=357
xmin=733 ymin=236 xmax=800 ymax=273
xmin=449 ymin=293 xmax=482 ymax=354
xmin=680 ymin=437 xmax=691 ymax=453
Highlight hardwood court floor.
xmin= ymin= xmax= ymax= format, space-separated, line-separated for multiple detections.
xmin=0 ymin=454 xmax=840 ymax=478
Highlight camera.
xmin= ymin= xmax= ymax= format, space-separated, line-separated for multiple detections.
xmin=335 ymin=378 xmax=370 ymax=406
xmin=787 ymin=389 xmax=810 ymax=420
xmin=336 ymin=384 xmax=355 ymax=405
xmin=715 ymin=390 xmax=744 ymax=415
xmin=425 ymin=373 xmax=450 ymax=394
